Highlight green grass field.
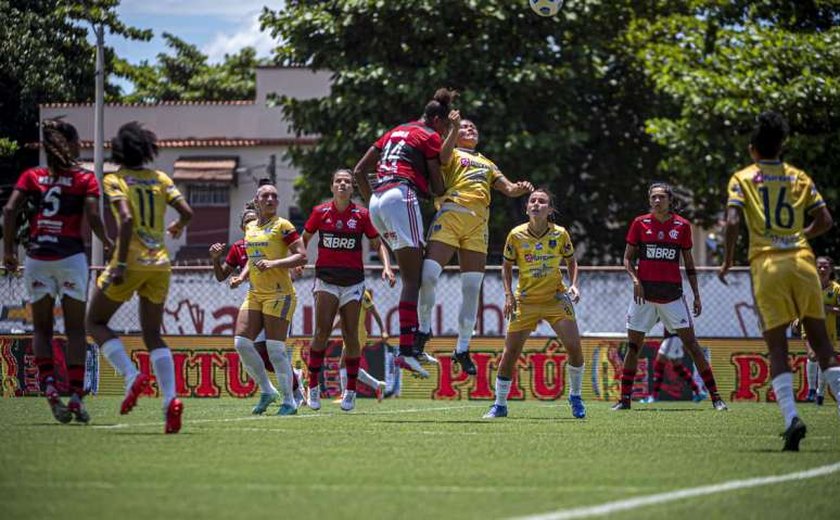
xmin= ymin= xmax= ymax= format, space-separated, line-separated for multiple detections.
xmin=2 ymin=397 xmax=839 ymax=519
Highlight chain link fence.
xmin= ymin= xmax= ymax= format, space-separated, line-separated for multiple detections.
xmin=1 ymin=265 xmax=771 ymax=337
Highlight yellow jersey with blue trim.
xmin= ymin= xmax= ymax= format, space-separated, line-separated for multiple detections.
xmin=503 ymin=223 xmax=575 ymax=303
xmin=726 ymin=161 xmax=825 ymax=261
xmin=437 ymin=148 xmax=503 ymax=218
xmin=801 ymin=280 xmax=840 ymax=345
xmin=244 ymin=216 xmax=300 ymax=295
xmin=103 ymin=168 xmax=183 ymax=271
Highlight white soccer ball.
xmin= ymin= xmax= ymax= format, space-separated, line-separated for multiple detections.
xmin=529 ymin=0 xmax=563 ymax=17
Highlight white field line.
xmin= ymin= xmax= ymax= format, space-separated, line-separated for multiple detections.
xmin=91 ymin=404 xmax=482 ymax=430
xmin=512 ymin=461 xmax=840 ymax=520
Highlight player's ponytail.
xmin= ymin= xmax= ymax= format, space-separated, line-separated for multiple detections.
xmin=750 ymin=111 xmax=788 ymax=159
xmin=111 ymin=122 xmax=158 ymax=167
xmin=41 ymin=119 xmax=79 ymax=172
xmin=423 ymin=88 xmax=457 ymax=122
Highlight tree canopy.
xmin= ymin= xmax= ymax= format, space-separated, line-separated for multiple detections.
xmin=261 ymin=0 xmax=840 ymax=263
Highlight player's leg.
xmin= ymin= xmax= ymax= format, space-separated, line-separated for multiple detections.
xmin=234 ymin=305 xmax=278 ymax=414
xmin=805 ymin=343 xmax=819 ymax=402
xmin=62 ymin=293 xmax=90 ymax=423
xmin=261 ymin=293 xmax=296 ymax=415
xmin=417 ymin=239 xmax=456 ymax=340
xmin=32 ymin=293 xmax=72 ymax=423
xmin=452 ymin=247 xmax=486 ymax=375
xmin=619 ymin=299 xmax=656 ymax=409
xmin=800 ymin=317 xmax=840 ymax=415
xmin=550 ymin=316 xmax=586 ymax=419
xmin=647 ymin=351 xmax=667 ymax=403
xmin=308 ymin=290 xmax=340 ymax=410
xmin=338 ymin=296 xmax=363 ymax=411
xmin=484 ymin=329 xmax=530 ymax=418
xmin=764 ymin=324 xmax=806 ymax=450
xmin=138 ymin=291 xmax=182 ymax=433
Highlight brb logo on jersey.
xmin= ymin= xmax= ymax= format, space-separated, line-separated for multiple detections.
xmin=322 ymin=233 xmax=358 ymax=250
xmin=645 ymin=244 xmax=678 ymax=260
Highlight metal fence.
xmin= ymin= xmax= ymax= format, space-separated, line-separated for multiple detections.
xmin=1 ymin=265 xmax=770 ymax=337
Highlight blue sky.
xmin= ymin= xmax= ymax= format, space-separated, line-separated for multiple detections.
xmin=101 ymin=1 xmax=281 ymax=91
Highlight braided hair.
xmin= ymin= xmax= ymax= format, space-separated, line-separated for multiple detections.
xmin=41 ymin=119 xmax=80 ymax=172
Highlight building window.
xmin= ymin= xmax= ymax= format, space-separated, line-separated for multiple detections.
xmin=188 ymin=184 xmax=229 ymax=207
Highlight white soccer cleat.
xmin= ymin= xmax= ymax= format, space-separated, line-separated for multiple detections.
xmin=396 ymin=355 xmax=429 ymax=379
xmin=418 ymin=352 xmax=439 ymax=365
xmin=308 ymin=386 xmax=321 ymax=411
xmin=340 ymin=390 xmax=356 ymax=412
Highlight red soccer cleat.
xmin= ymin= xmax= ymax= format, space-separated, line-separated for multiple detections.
xmin=120 ymin=373 xmax=151 ymax=415
xmin=165 ymin=398 xmax=183 ymax=434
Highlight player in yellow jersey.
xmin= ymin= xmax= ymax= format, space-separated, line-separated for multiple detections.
xmin=417 ymin=110 xmax=533 ymax=374
xmin=86 ymin=122 xmax=193 ymax=434
xmin=719 ymin=111 xmax=840 ymax=451
xmin=484 ymin=188 xmax=586 ymax=419
xmin=333 ymin=289 xmax=390 ymax=401
xmin=796 ymin=256 xmax=840 ymax=405
xmin=233 ymin=183 xmax=307 ymax=416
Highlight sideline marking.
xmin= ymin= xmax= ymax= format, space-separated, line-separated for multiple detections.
xmin=513 ymin=461 xmax=840 ymax=520
xmin=91 ymin=404 xmax=481 ymax=430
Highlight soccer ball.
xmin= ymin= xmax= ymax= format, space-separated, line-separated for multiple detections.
xmin=529 ymin=0 xmax=563 ymax=17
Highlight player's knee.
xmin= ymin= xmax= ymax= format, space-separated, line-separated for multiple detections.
xmin=421 ymin=259 xmax=443 ymax=288
xmin=627 ymin=342 xmax=641 ymax=354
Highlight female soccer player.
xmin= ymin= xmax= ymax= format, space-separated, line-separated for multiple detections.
xmin=798 ymin=256 xmax=840 ymax=405
xmin=230 ymin=183 xmax=307 ymax=416
xmin=86 ymin=122 xmax=193 ymax=433
xmin=3 ymin=119 xmax=112 ymax=424
xmin=352 ymin=88 xmax=452 ymax=373
xmin=720 ymin=111 xmax=840 ymax=450
xmin=484 ymin=188 xmax=586 ymax=419
xmin=417 ymin=110 xmax=533 ymax=374
xmin=302 ymin=169 xmax=394 ymax=411
xmin=617 ymin=182 xmax=727 ymax=412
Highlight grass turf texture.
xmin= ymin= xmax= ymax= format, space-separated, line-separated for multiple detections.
xmin=2 ymin=397 xmax=839 ymax=519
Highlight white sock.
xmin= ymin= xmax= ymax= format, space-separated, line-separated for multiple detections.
xmin=568 ymin=363 xmax=584 ymax=397
xmin=340 ymin=367 xmax=347 ymax=393
xmin=818 ymin=368 xmax=827 ymax=397
xmin=358 ymin=368 xmax=381 ymax=390
xmin=806 ymin=360 xmax=819 ymax=393
xmin=101 ymin=337 xmax=139 ymax=384
xmin=494 ymin=377 xmax=511 ymax=406
xmin=418 ymin=259 xmax=443 ymax=334
xmin=266 ymin=339 xmax=294 ymax=406
xmin=456 ymin=272 xmax=483 ymax=353
xmin=771 ymin=372 xmax=798 ymax=428
xmin=234 ymin=336 xmax=276 ymax=395
xmin=822 ymin=367 xmax=840 ymax=405
xmin=150 ymin=348 xmax=176 ymax=409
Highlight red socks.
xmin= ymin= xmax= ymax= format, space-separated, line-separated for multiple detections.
xmin=398 ymin=301 xmax=418 ymax=356
xmin=344 ymin=356 xmax=360 ymax=392
xmin=307 ymin=348 xmax=326 ymax=389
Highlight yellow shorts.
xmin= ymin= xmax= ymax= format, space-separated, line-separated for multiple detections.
xmin=427 ymin=208 xmax=488 ymax=254
xmin=751 ymin=249 xmax=824 ymax=331
xmin=508 ymin=293 xmax=576 ymax=333
xmin=241 ymin=291 xmax=297 ymax=321
xmin=97 ymin=267 xmax=170 ymax=304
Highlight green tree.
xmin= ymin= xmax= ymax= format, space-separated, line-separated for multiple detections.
xmin=115 ymin=33 xmax=264 ymax=103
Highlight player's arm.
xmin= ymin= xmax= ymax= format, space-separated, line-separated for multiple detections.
xmin=110 ymin=198 xmax=134 ymax=284
xmin=439 ymin=109 xmax=460 ymax=166
xmin=353 ymin=147 xmax=380 ymax=202
xmin=302 ymin=230 xmax=315 ymax=249
xmin=493 ymin=176 xmax=534 ymax=198
xmin=502 ymin=258 xmax=516 ymax=319
xmin=256 ymin=238 xmax=307 ymax=271
xmin=681 ymin=248 xmax=701 ymax=317
xmin=426 ymin=156 xmax=444 ymax=197
xmin=564 ymin=255 xmax=580 ymax=303
xmin=369 ymin=305 xmax=389 ymax=341
xmin=623 ymin=243 xmax=644 ymax=304
xmin=371 ymin=237 xmax=396 ymax=287
xmin=209 ymin=243 xmax=233 ymax=282
xmin=2 ymin=189 xmax=24 ymax=271
xmin=718 ymin=206 xmax=742 ymax=284
xmin=167 ymin=198 xmax=193 ymax=239
xmin=84 ymin=197 xmax=114 ymax=260
xmin=231 ymin=261 xmax=250 ymax=288
xmin=804 ymin=206 xmax=833 ymax=240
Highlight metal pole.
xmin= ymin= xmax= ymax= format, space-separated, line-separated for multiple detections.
xmin=92 ymin=23 xmax=105 ymax=267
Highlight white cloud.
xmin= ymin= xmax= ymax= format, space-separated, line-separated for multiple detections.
xmin=202 ymin=13 xmax=277 ymax=63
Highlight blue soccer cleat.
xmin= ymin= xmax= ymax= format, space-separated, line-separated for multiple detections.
xmin=277 ymin=403 xmax=298 ymax=416
xmin=569 ymin=395 xmax=586 ymax=419
xmin=692 ymin=390 xmax=709 ymax=403
xmin=483 ymin=404 xmax=508 ymax=419
xmin=640 ymin=395 xmax=657 ymax=404
xmin=252 ymin=392 xmax=279 ymax=415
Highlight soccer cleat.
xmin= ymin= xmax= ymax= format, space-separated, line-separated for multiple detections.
xmin=640 ymin=395 xmax=657 ymax=404
xmin=293 ymin=369 xmax=306 ymax=408
xmin=67 ymin=395 xmax=90 ymax=424
xmin=452 ymin=351 xmax=477 ymax=375
xmin=120 ymin=373 xmax=150 ymax=415
xmin=816 ymin=395 xmax=824 ymax=406
xmin=781 ymin=417 xmax=807 ymax=451
xmin=568 ymin=395 xmax=586 ymax=419
xmin=692 ymin=390 xmax=709 ymax=403
xmin=806 ymin=389 xmax=817 ymax=402
xmin=611 ymin=399 xmax=631 ymax=411
xmin=277 ymin=403 xmax=298 ymax=416
xmin=251 ymin=392 xmax=280 ymax=415
xmin=375 ymin=381 xmax=386 ymax=403
xmin=712 ymin=398 xmax=729 ymax=411
xmin=308 ymin=386 xmax=321 ymax=411
xmin=165 ymin=398 xmax=183 ymax=434
xmin=483 ymin=404 xmax=508 ymax=419
xmin=412 ymin=331 xmax=432 ymax=356
xmin=395 ymin=355 xmax=429 ymax=378
xmin=45 ymin=385 xmax=72 ymax=424
xmin=340 ymin=390 xmax=356 ymax=412
xmin=418 ymin=352 xmax=439 ymax=365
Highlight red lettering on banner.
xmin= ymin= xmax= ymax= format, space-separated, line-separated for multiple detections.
xmin=23 ymin=353 xmax=39 ymax=394
xmin=469 ymin=352 xmax=496 ymax=399
xmin=173 ymin=352 xmax=190 ymax=396
xmin=731 ymin=353 xmax=769 ymax=401
xmin=190 ymin=352 xmax=224 ymax=397
xmin=531 ymin=348 xmax=568 ymax=400
xmin=433 ymin=356 xmax=469 ymax=399
xmin=223 ymin=352 xmax=256 ymax=397
xmin=791 ymin=355 xmax=809 ymax=401
xmin=211 ymin=307 xmax=238 ymax=335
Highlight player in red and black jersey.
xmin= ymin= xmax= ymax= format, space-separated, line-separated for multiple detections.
xmin=615 ymin=182 xmax=727 ymax=411
xmin=302 ymin=169 xmax=395 ymax=411
xmin=3 ymin=119 xmax=112 ymax=423
xmin=353 ymin=88 xmax=451 ymax=373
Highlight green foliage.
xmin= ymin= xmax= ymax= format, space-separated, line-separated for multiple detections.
xmin=115 ymin=34 xmax=264 ymax=103
xmin=0 ymin=138 xmax=19 ymax=158
xmin=262 ymin=0 xmax=839 ymax=263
